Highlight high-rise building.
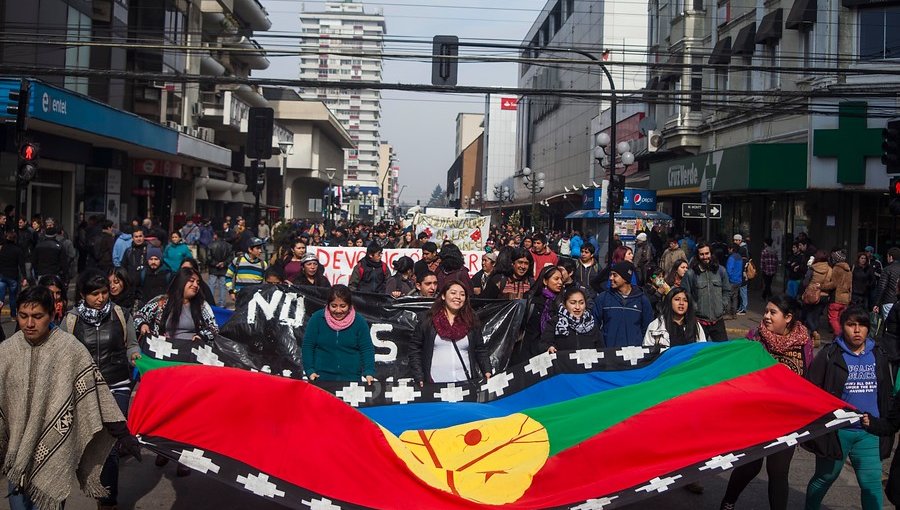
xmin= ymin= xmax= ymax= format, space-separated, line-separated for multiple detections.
xmin=455 ymin=113 xmax=484 ymax=157
xmin=299 ymin=1 xmax=385 ymax=191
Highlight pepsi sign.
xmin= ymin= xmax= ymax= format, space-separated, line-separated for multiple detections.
xmin=623 ymin=188 xmax=657 ymax=211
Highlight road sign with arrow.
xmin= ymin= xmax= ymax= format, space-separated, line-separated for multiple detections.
xmin=682 ymin=202 xmax=722 ymax=219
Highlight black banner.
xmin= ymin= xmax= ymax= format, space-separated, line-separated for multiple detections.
xmin=143 ymin=285 xmax=525 ymax=381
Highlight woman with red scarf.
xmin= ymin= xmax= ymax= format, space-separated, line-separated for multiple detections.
xmin=302 ymin=285 xmax=375 ymax=383
xmin=409 ymin=280 xmax=493 ymax=387
xmin=720 ymin=294 xmax=812 ymax=510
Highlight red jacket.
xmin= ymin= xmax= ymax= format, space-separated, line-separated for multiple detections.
xmin=531 ymin=249 xmax=559 ymax=279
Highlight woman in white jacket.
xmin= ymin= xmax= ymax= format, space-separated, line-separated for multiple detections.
xmin=643 ymin=287 xmax=707 ymax=347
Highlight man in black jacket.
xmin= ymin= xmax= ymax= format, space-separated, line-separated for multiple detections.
xmin=88 ymin=219 xmax=117 ymax=273
xmin=31 ymin=226 xmax=69 ymax=284
xmin=120 ymin=226 xmax=149 ymax=292
xmin=875 ymin=247 xmax=900 ymax=320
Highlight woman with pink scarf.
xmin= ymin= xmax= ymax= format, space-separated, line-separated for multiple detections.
xmin=302 ymin=285 xmax=375 ymax=383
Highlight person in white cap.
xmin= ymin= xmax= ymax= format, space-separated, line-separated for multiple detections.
xmin=633 ymin=232 xmax=654 ymax=285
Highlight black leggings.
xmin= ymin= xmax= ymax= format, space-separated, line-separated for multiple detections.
xmin=722 ymin=446 xmax=796 ymax=510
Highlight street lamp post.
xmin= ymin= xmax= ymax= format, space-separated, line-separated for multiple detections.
xmin=521 ymin=167 xmax=545 ymax=231
xmin=493 ymin=184 xmax=512 ymax=222
xmin=594 ymin=135 xmax=635 ymax=263
xmin=474 ymin=191 xmax=482 ymax=210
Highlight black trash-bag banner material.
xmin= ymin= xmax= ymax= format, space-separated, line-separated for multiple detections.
xmin=140 ymin=284 xmax=525 ymax=381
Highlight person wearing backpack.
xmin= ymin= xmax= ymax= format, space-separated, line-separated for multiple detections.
xmin=60 ymin=269 xmax=139 ymax=510
xmin=31 ymin=224 xmax=69 ymax=284
xmin=802 ymin=250 xmax=834 ymax=345
xmin=348 ymin=241 xmax=389 ymax=294
xmin=225 ymin=237 xmax=268 ymax=297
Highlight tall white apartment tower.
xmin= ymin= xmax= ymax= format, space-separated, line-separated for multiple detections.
xmin=299 ymin=1 xmax=385 ymax=189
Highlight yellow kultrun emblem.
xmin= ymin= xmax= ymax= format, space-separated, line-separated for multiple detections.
xmin=382 ymin=413 xmax=550 ymax=505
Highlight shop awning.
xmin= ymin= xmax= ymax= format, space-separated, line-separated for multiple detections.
xmin=708 ymin=36 xmax=732 ymax=65
xmin=786 ymin=0 xmax=816 ymax=30
xmin=732 ymin=23 xmax=757 ymax=56
xmin=565 ymin=209 xmax=673 ymax=221
xmin=755 ymin=9 xmax=783 ymax=45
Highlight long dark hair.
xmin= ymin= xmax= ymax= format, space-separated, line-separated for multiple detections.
xmin=161 ymin=268 xmax=205 ymax=336
xmin=37 ymin=274 xmax=68 ymax=314
xmin=664 ymin=259 xmax=689 ymax=287
xmin=662 ymin=287 xmax=698 ymax=343
xmin=766 ymin=295 xmax=802 ymax=332
xmin=430 ymin=279 xmax=478 ymax=330
xmin=107 ymin=267 xmax=132 ymax=296
xmin=529 ymin=265 xmax=562 ymax=299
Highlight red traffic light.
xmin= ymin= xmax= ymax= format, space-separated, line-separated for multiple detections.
xmin=19 ymin=142 xmax=37 ymax=161
xmin=891 ymin=177 xmax=900 ymax=197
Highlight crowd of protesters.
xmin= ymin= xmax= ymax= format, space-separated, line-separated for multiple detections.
xmin=6 ymin=208 xmax=900 ymax=510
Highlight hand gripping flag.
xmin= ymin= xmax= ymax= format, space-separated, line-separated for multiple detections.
xmin=128 ymin=341 xmax=857 ymax=509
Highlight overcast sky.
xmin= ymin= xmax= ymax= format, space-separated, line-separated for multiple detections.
xmin=257 ymin=0 xmax=548 ymax=205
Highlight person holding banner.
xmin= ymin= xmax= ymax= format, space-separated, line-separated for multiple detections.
xmin=409 ymin=280 xmax=492 ymax=387
xmin=302 ymin=285 xmax=375 ymax=384
xmin=481 ymin=247 xmax=534 ymax=300
xmin=273 ymin=238 xmax=308 ymax=283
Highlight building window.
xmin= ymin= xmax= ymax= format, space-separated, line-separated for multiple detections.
xmin=689 ymin=66 xmax=702 ymax=111
xmin=649 ymin=1 xmax=659 ymax=46
xmin=800 ymin=29 xmax=812 ymax=70
xmin=65 ymin=7 xmax=91 ymax=94
xmin=668 ymin=79 xmax=679 ymax=117
xmin=859 ymin=6 xmax=900 ymax=60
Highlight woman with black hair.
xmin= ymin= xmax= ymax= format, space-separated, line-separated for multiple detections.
xmin=134 ymin=267 xmax=218 ymax=477
xmin=519 ymin=265 xmax=564 ymax=362
xmin=178 ymin=257 xmax=216 ymax=308
xmin=664 ymin=259 xmax=689 ymax=289
xmin=302 ymin=284 xmax=374 ymax=383
xmin=481 ymin=247 xmax=533 ymax=300
xmin=134 ymin=267 xmax=218 ymax=345
xmin=720 ymin=295 xmax=809 ymax=510
xmin=643 ymin=287 xmax=707 ymax=347
xmin=60 ymin=269 xmax=139 ymax=509
xmin=107 ymin=267 xmax=136 ymax=312
xmin=37 ymin=274 xmax=67 ymax=325
xmin=386 ymin=256 xmax=415 ymax=298
xmin=409 ymin=279 xmax=492 ymax=387
xmin=541 ymin=287 xmax=602 ymax=352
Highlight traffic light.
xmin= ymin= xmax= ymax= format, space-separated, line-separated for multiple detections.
xmin=7 ymin=80 xmax=29 ymax=135
xmin=891 ymin=176 xmax=900 ymax=197
xmin=608 ymin=174 xmax=625 ymax=213
xmin=256 ymin=168 xmax=266 ymax=190
xmin=432 ymin=35 xmax=459 ymax=86
xmin=245 ymin=107 xmax=274 ymax=160
xmin=17 ymin=142 xmax=38 ymax=182
xmin=883 ymin=119 xmax=900 ymax=174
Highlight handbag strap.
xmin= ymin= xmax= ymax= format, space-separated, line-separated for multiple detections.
xmin=450 ymin=338 xmax=474 ymax=384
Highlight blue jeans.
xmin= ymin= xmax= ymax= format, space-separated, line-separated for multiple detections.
xmin=207 ymin=274 xmax=228 ymax=308
xmin=7 ymin=484 xmax=66 ymax=510
xmin=805 ymin=428 xmax=883 ymax=510
xmin=0 ymin=276 xmax=20 ymax=313
xmin=98 ymin=388 xmax=131 ymax=505
xmin=739 ymin=284 xmax=748 ymax=312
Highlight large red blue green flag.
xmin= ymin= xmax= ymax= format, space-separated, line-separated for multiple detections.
xmin=128 ymin=341 xmax=856 ymax=509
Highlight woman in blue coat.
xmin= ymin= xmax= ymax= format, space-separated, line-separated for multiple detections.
xmin=162 ymin=231 xmax=193 ymax=273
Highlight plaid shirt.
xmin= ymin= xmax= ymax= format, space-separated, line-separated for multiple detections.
xmin=760 ymin=247 xmax=779 ymax=276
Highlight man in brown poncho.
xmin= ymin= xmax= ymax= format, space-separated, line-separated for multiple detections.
xmin=1 ymin=286 xmax=142 ymax=510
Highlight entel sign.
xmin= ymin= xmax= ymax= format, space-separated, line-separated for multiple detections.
xmin=41 ymin=92 xmax=67 ymax=115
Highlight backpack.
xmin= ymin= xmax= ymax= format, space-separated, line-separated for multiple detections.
xmin=802 ymin=282 xmax=822 ymax=305
xmin=744 ymin=259 xmax=758 ymax=281
xmin=357 ymin=261 xmax=389 ymax=281
xmin=66 ymin=304 xmax=128 ymax=340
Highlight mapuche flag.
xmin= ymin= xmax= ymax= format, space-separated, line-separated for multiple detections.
xmin=128 ymin=341 xmax=856 ymax=509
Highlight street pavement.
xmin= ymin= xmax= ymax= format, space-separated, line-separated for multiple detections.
xmin=1 ymin=299 xmax=891 ymax=509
